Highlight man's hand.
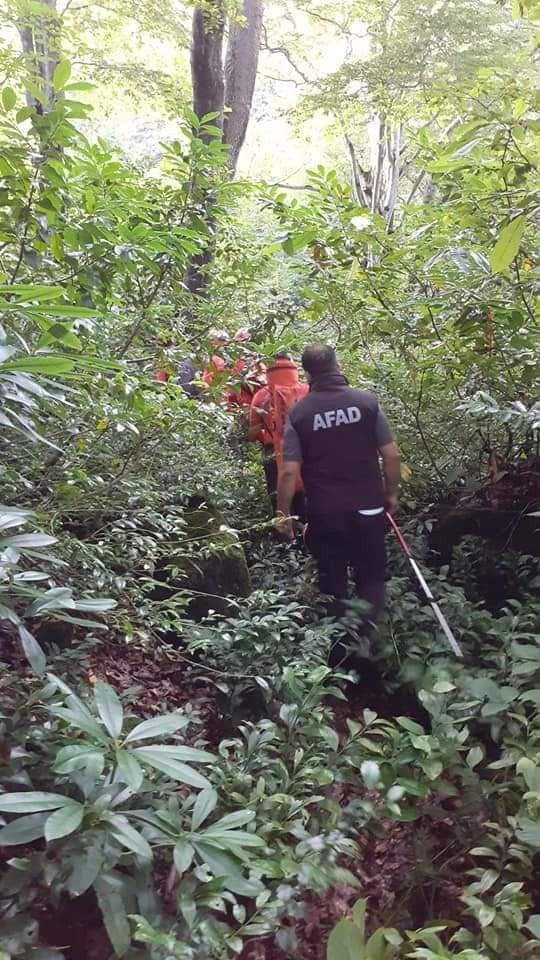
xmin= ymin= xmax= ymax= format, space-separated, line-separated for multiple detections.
xmin=277 ymin=460 xmax=301 ymax=538
xmin=276 ymin=513 xmax=294 ymax=539
xmin=380 ymin=442 xmax=400 ymax=518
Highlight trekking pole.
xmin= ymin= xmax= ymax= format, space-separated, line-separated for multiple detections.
xmin=386 ymin=512 xmax=464 ymax=659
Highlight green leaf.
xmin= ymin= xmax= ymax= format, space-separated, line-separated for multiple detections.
xmin=53 ymin=61 xmax=71 ymax=91
xmin=116 ymin=750 xmax=143 ymax=791
xmin=191 ymin=787 xmax=218 ymax=830
xmin=327 ymin=918 xmax=365 ymax=960
xmin=396 ymin=717 xmax=425 ymax=735
xmin=517 ymin=758 xmax=540 ymax=791
xmin=95 ymin=877 xmax=131 ymax=957
xmin=2 ymin=533 xmax=57 ymax=548
xmin=0 ymin=792 xmax=72 ymax=813
xmin=54 ymin=744 xmax=105 ymax=776
xmin=64 ymin=81 xmax=96 ymax=91
xmin=352 ymin=898 xmax=367 ymax=940
xmin=124 ymin=713 xmax=189 ymax=743
xmin=72 ymin=597 xmax=116 ymax=612
xmin=360 ymin=760 xmax=380 ymax=788
xmin=103 ymin=813 xmax=152 ymax=860
xmin=433 ymin=681 xmax=455 ymax=693
xmin=524 ymin=915 xmax=540 ymax=939
xmin=129 ymin=743 xmax=215 ymax=763
xmin=490 ymin=214 xmax=526 ymax=273
xmin=67 ymin=844 xmax=103 ymax=896
xmin=16 ymin=106 xmax=34 ymax=123
xmin=173 ymin=839 xmax=195 ymax=874
xmin=26 ymin=586 xmax=74 ymax=616
xmin=18 ymin=625 xmax=46 ymax=676
xmin=1 ymin=355 xmax=74 ymax=375
xmin=421 ymin=759 xmax=443 ymax=780
xmin=466 ymin=746 xmax=484 ymax=769
xmin=94 ymin=681 xmax=123 ymax=738
xmin=478 ymin=905 xmax=496 ymax=927
xmin=0 ymin=812 xmax=48 ymax=845
xmin=132 ymin=747 xmax=210 ymax=789
xmin=2 ymin=87 xmax=16 ymax=112
xmin=45 ymin=802 xmax=84 ymax=841
xmin=205 ymin=809 xmax=255 ymax=832
xmin=198 ymin=829 xmax=264 ymax=849
xmin=48 ymin=706 xmax=108 ymax=742
xmin=194 ymin=842 xmax=264 ymax=896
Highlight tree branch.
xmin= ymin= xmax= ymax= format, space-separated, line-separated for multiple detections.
xmin=260 ymin=24 xmax=311 ymax=84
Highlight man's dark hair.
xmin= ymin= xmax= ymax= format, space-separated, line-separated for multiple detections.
xmin=301 ymin=344 xmax=338 ymax=378
xmin=274 ymin=350 xmax=293 ymax=361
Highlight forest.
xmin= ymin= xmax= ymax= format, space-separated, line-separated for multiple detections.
xmin=0 ymin=0 xmax=539 ymax=958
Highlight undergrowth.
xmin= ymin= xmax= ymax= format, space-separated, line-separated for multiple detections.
xmin=1 ymin=525 xmax=539 ymax=960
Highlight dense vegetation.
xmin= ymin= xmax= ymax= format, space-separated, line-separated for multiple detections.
xmin=0 ymin=1 xmax=538 ymax=958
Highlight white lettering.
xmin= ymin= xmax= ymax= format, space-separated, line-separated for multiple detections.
xmin=325 ymin=410 xmax=336 ymax=428
xmin=313 ymin=406 xmax=363 ymax=431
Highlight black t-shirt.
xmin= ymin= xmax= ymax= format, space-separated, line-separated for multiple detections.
xmin=283 ymin=375 xmax=393 ymax=514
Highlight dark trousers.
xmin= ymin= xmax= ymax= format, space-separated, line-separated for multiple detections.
xmin=262 ymin=446 xmax=278 ymax=512
xmin=306 ymin=511 xmax=386 ymax=668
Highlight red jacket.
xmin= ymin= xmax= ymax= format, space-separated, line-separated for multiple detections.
xmin=249 ymin=384 xmax=273 ymax=445
xmin=249 ymin=359 xmax=308 ymax=449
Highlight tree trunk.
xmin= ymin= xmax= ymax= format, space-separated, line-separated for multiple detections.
xmin=383 ymin=123 xmax=404 ymax=230
xmin=223 ymin=0 xmax=264 ymax=172
xmin=191 ymin=1 xmax=226 ymax=135
xmin=345 ymin=136 xmax=369 ymax=209
xmin=186 ymin=2 xmax=226 ymax=295
xmin=370 ymin=116 xmax=386 ymax=214
xmin=186 ymin=0 xmax=262 ymax=295
xmin=18 ymin=0 xmax=60 ymax=112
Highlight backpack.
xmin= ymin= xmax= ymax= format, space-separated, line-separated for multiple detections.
xmin=266 ymin=360 xmax=309 ymax=475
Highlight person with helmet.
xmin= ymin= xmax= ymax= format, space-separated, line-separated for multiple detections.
xmin=276 ymin=344 xmax=400 ymax=667
xmin=203 ymin=330 xmax=231 ymax=388
xmin=249 ymin=352 xmax=309 ymax=516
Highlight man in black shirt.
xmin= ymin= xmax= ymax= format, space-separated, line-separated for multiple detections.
xmin=277 ymin=344 xmax=400 ymax=667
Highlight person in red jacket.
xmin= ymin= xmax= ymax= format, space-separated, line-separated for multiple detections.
xmin=202 ymin=330 xmax=230 ymax=388
xmin=155 ymin=337 xmax=174 ymax=382
xmin=249 ymin=352 xmax=308 ymax=517
xmin=204 ymin=328 xmax=265 ymax=410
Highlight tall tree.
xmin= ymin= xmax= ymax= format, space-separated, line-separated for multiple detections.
xmin=186 ymin=0 xmax=263 ymax=295
xmin=190 ymin=0 xmax=263 ymax=169
xmin=191 ymin=1 xmax=226 ymax=138
xmin=223 ymin=0 xmax=264 ymax=170
xmin=18 ymin=0 xmax=61 ymax=112
xmin=265 ymin=0 xmax=524 ymax=226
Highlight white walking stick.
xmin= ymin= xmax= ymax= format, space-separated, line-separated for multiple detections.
xmin=386 ymin=512 xmax=464 ymax=658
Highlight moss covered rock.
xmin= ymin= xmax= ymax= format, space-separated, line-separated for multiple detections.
xmin=154 ymin=495 xmax=251 ymax=621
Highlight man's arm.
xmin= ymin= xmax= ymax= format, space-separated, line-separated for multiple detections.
xmin=379 ymin=441 xmax=400 ymax=514
xmin=276 ymin=418 xmax=303 ymax=536
xmin=277 ymin=460 xmax=301 ymax=536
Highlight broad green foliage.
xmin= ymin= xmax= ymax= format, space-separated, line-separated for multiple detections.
xmin=0 ymin=675 xmax=265 ymax=956
xmin=327 ymin=899 xmax=402 ymax=959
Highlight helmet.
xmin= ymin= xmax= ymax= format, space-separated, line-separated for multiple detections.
xmin=234 ymin=327 xmax=250 ymax=342
xmin=209 ymin=329 xmax=230 ymax=346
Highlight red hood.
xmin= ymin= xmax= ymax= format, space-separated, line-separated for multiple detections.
xmin=266 ymin=359 xmax=301 ymax=388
